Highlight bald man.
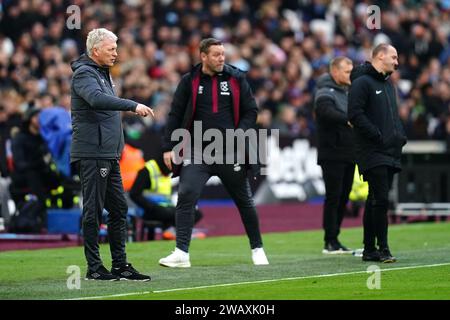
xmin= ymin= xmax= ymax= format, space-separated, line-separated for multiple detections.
xmin=348 ymin=44 xmax=407 ymax=263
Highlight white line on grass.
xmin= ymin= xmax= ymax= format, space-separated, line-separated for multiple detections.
xmin=67 ymin=262 xmax=450 ymax=300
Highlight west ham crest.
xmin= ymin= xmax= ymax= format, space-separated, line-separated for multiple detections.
xmin=100 ymin=168 xmax=108 ymax=178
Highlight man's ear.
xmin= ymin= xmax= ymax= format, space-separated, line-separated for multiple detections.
xmin=92 ymin=47 xmax=99 ymax=57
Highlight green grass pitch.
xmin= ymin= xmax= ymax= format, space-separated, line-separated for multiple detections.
xmin=0 ymin=222 xmax=449 ymax=300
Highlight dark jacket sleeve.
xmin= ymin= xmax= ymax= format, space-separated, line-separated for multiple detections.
xmin=11 ymin=135 xmax=45 ymax=172
xmin=162 ymin=74 xmax=191 ymax=152
xmin=348 ymin=79 xmax=382 ymax=144
xmin=237 ymin=75 xmax=261 ymax=177
xmin=72 ymin=68 xmax=137 ymax=112
xmin=129 ymin=168 xmax=157 ymax=212
xmin=237 ymin=76 xmax=258 ymax=131
xmin=11 ymin=136 xmax=29 ymax=172
xmin=315 ymin=96 xmax=348 ymax=125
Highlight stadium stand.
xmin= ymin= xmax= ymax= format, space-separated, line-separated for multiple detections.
xmin=0 ymin=0 xmax=449 ymax=243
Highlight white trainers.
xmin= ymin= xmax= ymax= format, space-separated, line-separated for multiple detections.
xmin=251 ymin=247 xmax=269 ymax=265
xmin=159 ymin=248 xmax=191 ymax=268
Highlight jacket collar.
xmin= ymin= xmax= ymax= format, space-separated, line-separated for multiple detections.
xmin=190 ymin=63 xmax=242 ymax=78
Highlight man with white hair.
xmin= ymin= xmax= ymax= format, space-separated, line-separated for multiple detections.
xmin=71 ymin=28 xmax=153 ymax=281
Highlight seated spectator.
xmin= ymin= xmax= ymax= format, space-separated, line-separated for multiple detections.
xmin=9 ymin=107 xmax=69 ymax=232
xmin=130 ymin=154 xmax=203 ymax=240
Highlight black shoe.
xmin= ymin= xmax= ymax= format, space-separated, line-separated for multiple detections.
xmin=85 ymin=265 xmax=120 ymax=281
xmin=322 ymin=241 xmax=352 ymax=254
xmin=362 ymin=249 xmax=381 ymax=262
xmin=336 ymin=241 xmax=352 ymax=252
xmin=111 ymin=263 xmax=151 ymax=282
xmin=379 ymin=248 xmax=397 ymax=263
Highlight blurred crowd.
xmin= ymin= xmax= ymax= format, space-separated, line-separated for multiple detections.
xmin=1 ymin=0 xmax=450 ymax=180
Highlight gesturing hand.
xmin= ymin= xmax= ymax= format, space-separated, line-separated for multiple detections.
xmin=135 ymin=104 xmax=154 ymax=117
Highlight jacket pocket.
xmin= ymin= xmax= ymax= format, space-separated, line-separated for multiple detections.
xmin=379 ymin=132 xmax=405 ymax=158
xmin=383 ymin=132 xmax=406 ymax=148
xmin=382 ymin=134 xmax=395 ymax=148
xmin=398 ymin=134 xmax=407 ymax=147
xmin=76 ymin=123 xmax=99 ymax=146
xmin=99 ymin=123 xmax=116 ymax=150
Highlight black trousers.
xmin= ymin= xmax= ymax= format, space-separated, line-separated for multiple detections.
xmin=320 ymin=161 xmax=355 ymax=243
xmin=143 ymin=205 xmax=203 ymax=231
xmin=175 ymin=162 xmax=263 ymax=252
xmin=79 ymin=159 xmax=128 ymax=271
xmin=363 ymin=165 xmax=395 ymax=251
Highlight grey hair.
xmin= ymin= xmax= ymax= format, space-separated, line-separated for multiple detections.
xmin=86 ymin=28 xmax=118 ymax=57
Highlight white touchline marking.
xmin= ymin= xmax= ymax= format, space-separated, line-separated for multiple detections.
xmin=66 ymin=262 xmax=450 ymax=300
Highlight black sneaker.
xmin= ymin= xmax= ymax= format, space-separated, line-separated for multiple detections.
xmin=85 ymin=265 xmax=120 ymax=281
xmin=322 ymin=241 xmax=352 ymax=254
xmin=336 ymin=241 xmax=352 ymax=253
xmin=379 ymin=248 xmax=397 ymax=263
xmin=362 ymin=249 xmax=381 ymax=262
xmin=111 ymin=263 xmax=151 ymax=282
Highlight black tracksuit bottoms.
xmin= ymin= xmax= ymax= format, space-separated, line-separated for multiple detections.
xmin=175 ymin=162 xmax=263 ymax=253
xmin=363 ymin=165 xmax=396 ymax=251
xmin=320 ymin=161 xmax=355 ymax=243
xmin=79 ymin=159 xmax=128 ymax=271
xmin=143 ymin=206 xmax=203 ymax=231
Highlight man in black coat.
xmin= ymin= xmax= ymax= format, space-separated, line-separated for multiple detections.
xmin=71 ymin=28 xmax=153 ymax=281
xmin=314 ymin=57 xmax=355 ymax=254
xmin=159 ymin=38 xmax=269 ymax=267
xmin=348 ymin=44 xmax=407 ymax=263
xmin=10 ymin=108 xmax=59 ymax=232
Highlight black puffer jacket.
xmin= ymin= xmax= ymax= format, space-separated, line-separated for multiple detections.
xmin=348 ymin=62 xmax=407 ymax=175
xmin=70 ymin=54 xmax=137 ymax=162
xmin=314 ymin=73 xmax=354 ymax=164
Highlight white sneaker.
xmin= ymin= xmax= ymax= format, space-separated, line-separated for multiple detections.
xmin=252 ymin=247 xmax=269 ymax=265
xmin=159 ymin=248 xmax=191 ymax=268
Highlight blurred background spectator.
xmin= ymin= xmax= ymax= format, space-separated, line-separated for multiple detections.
xmin=0 ymin=0 xmax=447 ymax=153
xmin=0 ymin=0 xmax=449 ymax=232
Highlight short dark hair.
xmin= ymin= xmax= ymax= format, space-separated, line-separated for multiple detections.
xmin=372 ymin=44 xmax=390 ymax=58
xmin=199 ymin=38 xmax=223 ymax=54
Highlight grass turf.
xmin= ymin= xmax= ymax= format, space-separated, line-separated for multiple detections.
xmin=0 ymin=221 xmax=449 ymax=300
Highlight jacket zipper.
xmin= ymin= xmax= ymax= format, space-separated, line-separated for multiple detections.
xmin=212 ymin=76 xmax=218 ymax=113
xmin=385 ymin=82 xmax=397 ymax=137
xmin=117 ymin=122 xmax=122 ymax=155
xmin=103 ymin=69 xmax=121 ymax=155
xmin=98 ymin=125 xmax=102 ymax=146
xmin=385 ymin=82 xmax=398 ymax=166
